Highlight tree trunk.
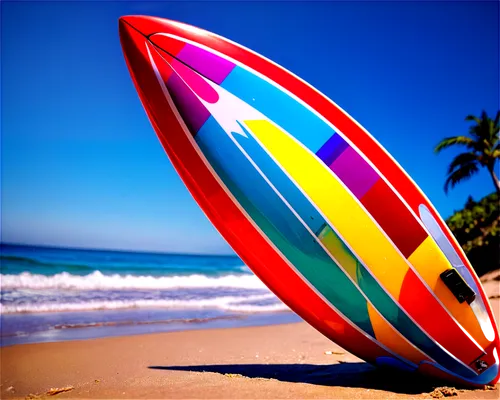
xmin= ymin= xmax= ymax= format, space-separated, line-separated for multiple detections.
xmin=488 ymin=165 xmax=500 ymax=196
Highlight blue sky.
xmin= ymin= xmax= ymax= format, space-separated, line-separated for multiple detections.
xmin=1 ymin=0 xmax=499 ymax=254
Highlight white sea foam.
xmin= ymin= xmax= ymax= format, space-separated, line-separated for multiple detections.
xmin=0 ymin=294 xmax=289 ymax=314
xmin=1 ymin=271 xmax=268 ymax=291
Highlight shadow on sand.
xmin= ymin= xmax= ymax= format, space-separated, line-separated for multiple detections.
xmin=149 ymin=362 xmax=449 ymax=394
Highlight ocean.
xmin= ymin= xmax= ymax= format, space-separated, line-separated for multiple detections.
xmin=0 ymin=244 xmax=298 ymax=346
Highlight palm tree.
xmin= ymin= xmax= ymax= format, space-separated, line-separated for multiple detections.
xmin=434 ymin=110 xmax=500 ymax=195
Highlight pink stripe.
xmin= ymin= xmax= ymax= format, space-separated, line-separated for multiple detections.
xmin=170 ymin=59 xmax=219 ymax=103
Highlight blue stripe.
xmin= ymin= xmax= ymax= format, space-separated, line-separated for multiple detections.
xmin=316 ymin=132 xmax=349 ymax=165
xmin=221 ymin=66 xmax=334 ymax=153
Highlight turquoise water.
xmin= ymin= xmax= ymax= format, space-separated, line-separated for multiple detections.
xmin=0 ymin=244 xmax=297 ymax=346
xmin=1 ymin=244 xmax=246 ymax=277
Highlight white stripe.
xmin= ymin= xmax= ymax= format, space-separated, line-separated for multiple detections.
xmin=151 ymin=32 xmax=488 ymax=354
xmin=155 ymin=39 xmax=482 ymax=371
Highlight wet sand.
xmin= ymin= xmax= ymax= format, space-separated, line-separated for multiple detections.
xmin=2 ymin=271 xmax=499 ymax=399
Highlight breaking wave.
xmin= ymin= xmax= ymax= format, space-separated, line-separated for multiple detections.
xmin=0 ymin=294 xmax=289 ymax=314
xmin=1 ymin=271 xmax=268 ymax=291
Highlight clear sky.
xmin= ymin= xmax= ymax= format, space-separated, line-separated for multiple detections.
xmin=1 ymin=0 xmax=499 ymax=255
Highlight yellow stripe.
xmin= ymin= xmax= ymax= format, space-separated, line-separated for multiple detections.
xmin=245 ymin=119 xmax=409 ymax=298
xmin=408 ymin=237 xmax=490 ymax=348
xmin=367 ymin=303 xmax=431 ymax=365
xmin=245 ymin=119 xmax=489 ymax=349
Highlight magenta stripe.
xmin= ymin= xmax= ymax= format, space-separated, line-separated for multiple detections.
xmin=177 ymin=44 xmax=235 ymax=84
xmin=330 ymin=146 xmax=380 ymax=199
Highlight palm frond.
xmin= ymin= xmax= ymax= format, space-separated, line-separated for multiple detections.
xmin=487 ymin=118 xmax=497 ymax=143
xmin=434 ymin=136 xmax=475 ymax=153
xmin=467 ymin=112 xmax=490 ymax=140
xmin=436 ymin=110 xmax=500 ymax=194
xmin=444 ymin=162 xmax=480 ymax=194
xmin=492 ymin=112 xmax=500 ymax=140
xmin=465 ymin=114 xmax=482 ymax=125
xmin=446 ymin=152 xmax=480 ymax=174
xmin=480 ymin=110 xmax=489 ymax=122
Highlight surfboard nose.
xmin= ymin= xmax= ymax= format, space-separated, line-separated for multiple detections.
xmin=118 ymin=15 xmax=184 ymax=70
xmin=119 ymin=15 xmax=238 ymax=138
xmin=118 ymin=16 xmax=150 ymax=72
xmin=119 ymin=15 xmax=174 ymax=37
xmin=119 ymin=16 xmax=185 ymax=143
xmin=119 ymin=15 xmax=207 ymax=41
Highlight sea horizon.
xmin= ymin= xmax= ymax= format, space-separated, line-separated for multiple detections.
xmin=0 ymin=243 xmax=298 ymax=347
xmin=0 ymin=242 xmax=238 ymax=258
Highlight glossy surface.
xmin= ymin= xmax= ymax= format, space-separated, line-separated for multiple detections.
xmin=119 ymin=15 xmax=499 ymax=386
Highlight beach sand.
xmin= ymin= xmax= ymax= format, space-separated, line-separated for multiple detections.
xmin=2 ymin=272 xmax=499 ymax=399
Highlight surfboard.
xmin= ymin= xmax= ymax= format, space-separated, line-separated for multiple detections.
xmin=118 ymin=15 xmax=499 ymax=386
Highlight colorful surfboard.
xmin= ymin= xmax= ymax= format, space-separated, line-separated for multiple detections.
xmin=118 ymin=15 xmax=499 ymax=386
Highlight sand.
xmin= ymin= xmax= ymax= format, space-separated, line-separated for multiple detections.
xmin=2 ymin=272 xmax=499 ymax=399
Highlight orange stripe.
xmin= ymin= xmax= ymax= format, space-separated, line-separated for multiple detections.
xmin=367 ymin=303 xmax=432 ymax=365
